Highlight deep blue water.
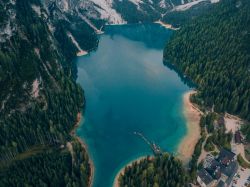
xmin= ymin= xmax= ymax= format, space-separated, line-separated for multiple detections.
xmin=76 ymin=24 xmax=190 ymax=187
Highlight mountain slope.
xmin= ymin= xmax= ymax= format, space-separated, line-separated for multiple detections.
xmin=43 ymin=0 xmax=220 ymax=25
xmin=89 ymin=0 xmax=220 ymax=23
xmin=0 ymin=0 xmax=91 ymax=186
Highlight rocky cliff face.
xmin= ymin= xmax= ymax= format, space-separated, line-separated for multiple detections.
xmin=40 ymin=0 xmax=220 ymax=25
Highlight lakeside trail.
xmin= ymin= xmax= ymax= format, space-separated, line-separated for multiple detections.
xmin=113 ymin=156 xmax=149 ymax=187
xmin=71 ymin=113 xmax=94 ymax=187
xmin=178 ymin=90 xmax=202 ymax=164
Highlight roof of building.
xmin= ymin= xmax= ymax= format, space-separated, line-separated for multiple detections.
xmin=218 ymin=148 xmax=236 ymax=165
xmin=210 ymin=159 xmax=220 ymax=169
xmin=206 ymin=159 xmax=221 ymax=179
xmin=221 ymin=161 xmax=238 ymax=177
xmin=198 ymin=168 xmax=214 ymax=185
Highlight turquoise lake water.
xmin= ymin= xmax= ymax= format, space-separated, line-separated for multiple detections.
xmin=76 ymin=24 xmax=190 ymax=187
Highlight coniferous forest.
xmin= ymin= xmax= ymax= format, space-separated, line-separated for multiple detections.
xmin=118 ymin=155 xmax=189 ymax=187
xmin=164 ymin=0 xmax=250 ymax=120
xmin=119 ymin=0 xmax=250 ymax=186
xmin=0 ymin=0 xmax=97 ymax=185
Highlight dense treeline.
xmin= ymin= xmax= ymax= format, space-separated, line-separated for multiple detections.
xmin=0 ymin=140 xmax=91 ymax=187
xmin=0 ymin=0 xmax=94 ymax=185
xmin=0 ymin=0 xmax=83 ymax=158
xmin=118 ymin=154 xmax=189 ymax=187
xmin=164 ymin=0 xmax=250 ymax=120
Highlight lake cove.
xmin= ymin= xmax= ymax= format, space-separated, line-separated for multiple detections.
xmin=76 ymin=23 xmax=190 ymax=187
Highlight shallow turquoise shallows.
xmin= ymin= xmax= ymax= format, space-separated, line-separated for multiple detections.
xmin=76 ymin=24 xmax=190 ymax=187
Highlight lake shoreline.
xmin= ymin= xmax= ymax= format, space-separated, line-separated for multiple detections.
xmin=77 ymin=50 xmax=88 ymax=57
xmin=76 ymin=23 xmax=192 ymax=186
xmin=154 ymin=20 xmax=180 ymax=31
xmin=178 ymin=90 xmax=202 ymax=164
xmin=71 ymin=113 xmax=94 ymax=187
xmin=113 ymin=90 xmax=202 ymax=187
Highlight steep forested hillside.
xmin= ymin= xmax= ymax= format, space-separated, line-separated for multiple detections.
xmin=118 ymin=155 xmax=189 ymax=187
xmin=0 ymin=139 xmax=91 ymax=186
xmin=0 ymin=0 xmax=95 ymax=185
xmin=164 ymin=0 xmax=250 ymax=120
xmin=162 ymin=1 xmax=214 ymax=27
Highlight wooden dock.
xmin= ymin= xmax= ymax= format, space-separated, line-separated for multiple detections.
xmin=134 ymin=132 xmax=162 ymax=155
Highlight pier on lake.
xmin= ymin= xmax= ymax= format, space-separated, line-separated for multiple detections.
xmin=133 ymin=132 xmax=162 ymax=156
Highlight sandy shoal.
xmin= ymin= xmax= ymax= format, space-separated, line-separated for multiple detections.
xmin=178 ymin=90 xmax=202 ymax=164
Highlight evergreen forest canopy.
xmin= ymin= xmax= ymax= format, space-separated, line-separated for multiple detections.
xmin=0 ymin=139 xmax=91 ymax=187
xmin=164 ymin=0 xmax=250 ymax=120
xmin=0 ymin=0 xmax=97 ymax=185
xmin=118 ymin=154 xmax=189 ymax=187
xmin=119 ymin=1 xmax=250 ymax=186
